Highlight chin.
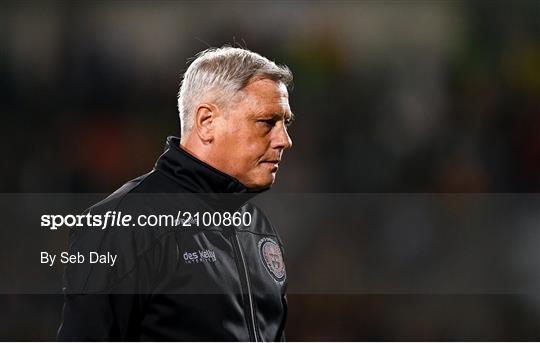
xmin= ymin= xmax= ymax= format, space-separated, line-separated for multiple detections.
xmin=248 ymin=182 xmax=273 ymax=191
xmin=245 ymin=175 xmax=275 ymax=191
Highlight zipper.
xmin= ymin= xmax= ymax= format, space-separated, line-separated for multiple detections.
xmin=230 ymin=229 xmax=259 ymax=342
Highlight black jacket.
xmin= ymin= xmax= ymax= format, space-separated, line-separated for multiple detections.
xmin=57 ymin=136 xmax=288 ymax=341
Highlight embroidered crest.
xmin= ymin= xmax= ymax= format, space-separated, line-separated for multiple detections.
xmin=258 ymin=238 xmax=286 ymax=282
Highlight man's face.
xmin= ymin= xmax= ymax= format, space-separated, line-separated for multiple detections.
xmin=210 ymin=78 xmax=293 ymax=190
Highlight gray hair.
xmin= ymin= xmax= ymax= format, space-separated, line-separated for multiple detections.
xmin=177 ymin=46 xmax=293 ymax=137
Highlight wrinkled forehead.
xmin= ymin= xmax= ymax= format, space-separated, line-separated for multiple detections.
xmin=239 ymin=79 xmax=291 ymax=112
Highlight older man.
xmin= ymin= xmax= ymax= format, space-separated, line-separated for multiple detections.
xmin=57 ymin=47 xmax=293 ymax=341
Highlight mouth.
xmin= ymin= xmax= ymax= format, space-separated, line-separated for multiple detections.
xmin=260 ymin=160 xmax=280 ymax=172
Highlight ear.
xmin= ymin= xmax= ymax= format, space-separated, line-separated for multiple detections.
xmin=194 ymin=103 xmax=218 ymax=144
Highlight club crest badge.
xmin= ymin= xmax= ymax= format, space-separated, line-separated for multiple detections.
xmin=258 ymin=237 xmax=286 ymax=282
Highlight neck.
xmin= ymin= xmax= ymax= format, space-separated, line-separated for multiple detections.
xmin=180 ymin=135 xmax=211 ymax=167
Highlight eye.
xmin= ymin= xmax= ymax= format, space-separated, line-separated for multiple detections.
xmin=285 ymin=118 xmax=294 ymax=127
xmin=258 ymin=119 xmax=276 ymax=127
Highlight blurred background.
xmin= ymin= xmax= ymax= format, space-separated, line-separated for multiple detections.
xmin=2 ymin=0 xmax=540 ymax=340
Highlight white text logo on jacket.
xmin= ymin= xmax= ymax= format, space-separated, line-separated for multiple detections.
xmin=182 ymin=249 xmax=217 ymax=264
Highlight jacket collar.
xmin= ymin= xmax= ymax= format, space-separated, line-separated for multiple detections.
xmin=154 ymin=136 xmax=265 ymax=198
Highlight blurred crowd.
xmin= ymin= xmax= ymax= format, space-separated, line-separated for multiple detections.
xmin=1 ymin=1 xmax=540 ymax=340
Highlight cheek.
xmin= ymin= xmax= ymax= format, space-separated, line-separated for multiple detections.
xmin=237 ymin=131 xmax=268 ymax=158
xmin=246 ymin=140 xmax=268 ymax=162
xmin=221 ymin=125 xmax=269 ymax=169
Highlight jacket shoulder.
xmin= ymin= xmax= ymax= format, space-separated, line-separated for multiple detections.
xmin=88 ymin=169 xmax=181 ymax=213
xmin=64 ymin=170 xmax=179 ymax=293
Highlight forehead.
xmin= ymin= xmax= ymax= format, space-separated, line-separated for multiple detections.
xmin=236 ymin=79 xmax=291 ymax=116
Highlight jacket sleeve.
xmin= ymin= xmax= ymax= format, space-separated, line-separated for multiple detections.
xmin=57 ymin=293 xmax=139 ymax=341
xmin=56 ymin=206 xmax=157 ymax=341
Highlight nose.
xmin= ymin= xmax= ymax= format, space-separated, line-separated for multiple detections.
xmin=272 ymin=123 xmax=293 ymax=150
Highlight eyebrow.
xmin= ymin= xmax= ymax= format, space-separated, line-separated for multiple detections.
xmin=267 ymin=112 xmax=295 ymax=121
xmin=251 ymin=110 xmax=295 ymax=123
